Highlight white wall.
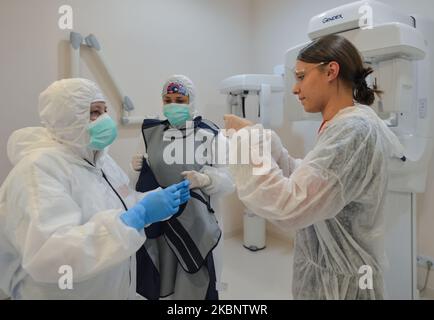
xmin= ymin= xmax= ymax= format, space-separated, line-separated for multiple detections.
xmin=251 ymin=0 xmax=434 ymax=293
xmin=0 ymin=0 xmax=250 ymax=235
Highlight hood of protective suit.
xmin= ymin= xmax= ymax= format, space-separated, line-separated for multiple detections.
xmin=162 ymin=74 xmax=197 ymax=118
xmin=6 ymin=127 xmax=57 ymax=166
xmin=37 ymin=78 xmax=107 ymax=162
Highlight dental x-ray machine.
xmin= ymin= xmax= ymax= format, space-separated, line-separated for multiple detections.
xmin=220 ymin=73 xmax=284 ymax=251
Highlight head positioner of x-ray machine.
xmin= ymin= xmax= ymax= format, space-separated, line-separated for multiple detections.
xmin=221 ymin=0 xmax=434 ymax=299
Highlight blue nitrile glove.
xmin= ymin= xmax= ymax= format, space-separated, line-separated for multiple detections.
xmin=120 ymin=186 xmax=182 ymax=230
xmin=180 ymin=188 xmax=190 ymax=204
xmin=141 ymin=189 xmax=181 ymax=224
xmin=173 ymin=179 xmax=191 ymax=204
xmin=120 ymin=203 xmax=147 ymax=230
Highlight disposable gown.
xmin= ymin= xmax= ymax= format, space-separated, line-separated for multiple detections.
xmin=229 ymin=105 xmax=405 ymax=299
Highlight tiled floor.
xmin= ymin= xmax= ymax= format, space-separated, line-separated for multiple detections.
xmin=220 ymin=233 xmax=294 ymax=300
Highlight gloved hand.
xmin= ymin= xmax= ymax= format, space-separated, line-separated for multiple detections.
xmin=176 ymin=179 xmax=191 ymax=203
xmin=181 ymin=170 xmax=211 ymax=189
xmin=120 ymin=203 xmax=148 ymax=231
xmin=223 ymin=114 xmax=254 ymax=132
xmin=131 ymin=153 xmax=148 ymax=172
xmin=121 ymin=180 xmax=190 ymax=230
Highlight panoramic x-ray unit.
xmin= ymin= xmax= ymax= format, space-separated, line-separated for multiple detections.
xmin=69 ymin=32 xmax=143 ymax=125
xmin=220 ymin=0 xmax=434 ymax=299
xmin=220 ymin=73 xmax=284 ymax=251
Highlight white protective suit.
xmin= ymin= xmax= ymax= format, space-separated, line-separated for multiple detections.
xmin=229 ymin=104 xmax=405 ymax=300
xmin=0 ymin=78 xmax=146 ymax=299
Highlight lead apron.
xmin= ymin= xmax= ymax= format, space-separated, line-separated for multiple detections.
xmin=136 ymin=118 xmax=221 ymax=300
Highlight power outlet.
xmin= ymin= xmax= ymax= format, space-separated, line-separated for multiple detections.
xmin=417 ymin=255 xmax=434 ymax=268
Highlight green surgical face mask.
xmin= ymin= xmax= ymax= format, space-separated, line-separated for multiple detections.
xmin=87 ymin=113 xmax=118 ymax=150
xmin=163 ymin=103 xmax=192 ymax=127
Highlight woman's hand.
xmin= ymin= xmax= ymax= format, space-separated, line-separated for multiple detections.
xmin=223 ymin=114 xmax=254 ymax=132
xmin=131 ymin=153 xmax=148 ymax=172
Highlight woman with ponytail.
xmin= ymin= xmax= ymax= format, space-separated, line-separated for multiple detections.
xmin=224 ymin=34 xmax=405 ymax=299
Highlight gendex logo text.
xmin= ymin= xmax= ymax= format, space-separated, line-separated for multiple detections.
xmin=322 ymin=14 xmax=343 ymax=24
